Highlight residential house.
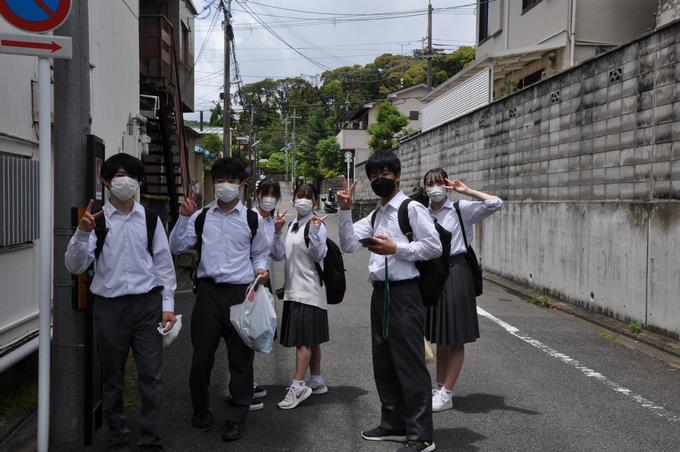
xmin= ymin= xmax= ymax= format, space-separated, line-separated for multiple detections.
xmin=139 ymin=0 xmax=197 ymax=224
xmin=336 ymin=83 xmax=429 ymax=171
xmin=0 ymin=1 xmax=142 ymax=368
xmin=422 ymin=0 xmax=657 ymax=131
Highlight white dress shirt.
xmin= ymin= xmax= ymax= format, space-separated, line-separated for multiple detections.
xmin=430 ymin=198 xmax=503 ymax=256
xmin=169 ymin=201 xmax=270 ymax=284
xmin=339 ymin=191 xmax=442 ymax=282
xmin=251 ymin=208 xmax=285 ymax=262
xmin=283 ymin=213 xmax=328 ymax=308
xmin=64 ymin=202 xmax=177 ymax=312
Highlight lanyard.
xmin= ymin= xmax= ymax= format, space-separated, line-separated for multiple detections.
xmin=383 ymin=257 xmax=390 ymax=340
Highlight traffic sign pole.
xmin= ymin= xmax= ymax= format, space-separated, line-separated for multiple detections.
xmin=37 ymin=56 xmax=51 ymax=452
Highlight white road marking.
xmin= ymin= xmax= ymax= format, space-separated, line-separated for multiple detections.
xmin=477 ymin=306 xmax=680 ymax=423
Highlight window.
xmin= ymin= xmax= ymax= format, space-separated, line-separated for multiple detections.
xmin=478 ymin=0 xmax=489 ymax=42
xmin=0 ymin=153 xmax=39 ymax=247
xmin=180 ymin=21 xmax=190 ymax=66
xmin=409 ymin=111 xmax=419 ymax=120
xmin=522 ymin=0 xmax=542 ymax=13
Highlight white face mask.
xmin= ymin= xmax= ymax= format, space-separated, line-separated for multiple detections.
xmin=259 ymin=196 xmax=277 ymax=212
xmin=109 ymin=176 xmax=139 ymax=201
xmin=427 ymin=186 xmax=447 ymax=203
xmin=294 ymin=198 xmax=313 ymax=216
xmin=215 ymin=182 xmax=240 ymax=203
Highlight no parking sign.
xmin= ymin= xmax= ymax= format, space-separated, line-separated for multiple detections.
xmin=0 ymin=0 xmax=72 ymax=33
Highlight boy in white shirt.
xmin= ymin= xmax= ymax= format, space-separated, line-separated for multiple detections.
xmin=65 ymin=153 xmax=176 ymax=452
xmin=337 ymin=151 xmax=442 ymax=452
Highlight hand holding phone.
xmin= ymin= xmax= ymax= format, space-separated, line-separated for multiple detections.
xmin=359 ymin=236 xmax=379 ymax=247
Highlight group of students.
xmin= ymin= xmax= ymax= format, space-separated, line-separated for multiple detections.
xmin=64 ymin=149 xmax=501 ymax=452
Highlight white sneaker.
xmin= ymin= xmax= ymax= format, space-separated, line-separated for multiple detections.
xmin=308 ymin=380 xmax=329 ymax=395
xmin=277 ymin=386 xmax=312 ymax=410
xmin=249 ymin=399 xmax=264 ymax=411
xmin=432 ymin=390 xmax=453 ymax=412
xmin=431 ymin=384 xmax=442 ymax=396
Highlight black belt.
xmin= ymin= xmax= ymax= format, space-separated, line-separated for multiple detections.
xmin=196 ymin=278 xmax=249 ymax=289
xmin=448 ymin=253 xmax=468 ymax=266
xmin=372 ymin=278 xmax=418 ymax=289
xmin=95 ymin=285 xmax=162 ymax=302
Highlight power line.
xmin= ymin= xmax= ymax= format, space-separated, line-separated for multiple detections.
xmin=233 ymin=0 xmax=332 ymax=71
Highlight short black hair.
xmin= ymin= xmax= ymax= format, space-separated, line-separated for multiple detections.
xmin=423 ymin=168 xmax=449 ymax=186
xmin=365 ymin=150 xmax=401 ymax=178
xmin=294 ymin=183 xmax=317 ymax=201
xmin=256 ymin=177 xmax=281 ymax=200
xmin=211 ymin=157 xmax=247 ymax=182
xmin=101 ymin=153 xmax=145 ymax=182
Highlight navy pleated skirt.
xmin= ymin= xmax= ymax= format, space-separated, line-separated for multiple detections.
xmin=280 ymin=300 xmax=329 ymax=347
xmin=426 ymin=253 xmax=480 ymax=345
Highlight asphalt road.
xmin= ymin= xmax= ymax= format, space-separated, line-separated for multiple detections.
xmin=86 ymin=204 xmax=680 ymax=452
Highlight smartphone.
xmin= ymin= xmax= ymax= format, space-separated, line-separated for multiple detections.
xmin=359 ymin=236 xmax=379 ymax=247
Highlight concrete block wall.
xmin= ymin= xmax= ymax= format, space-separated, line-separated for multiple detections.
xmin=352 ymin=21 xmax=680 ymax=337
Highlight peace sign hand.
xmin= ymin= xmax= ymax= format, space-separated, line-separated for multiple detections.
xmin=180 ymin=190 xmax=199 ymax=217
xmin=274 ymin=209 xmax=288 ymax=234
xmin=78 ymin=199 xmax=104 ymax=233
xmin=310 ymin=214 xmax=328 ymax=226
xmin=444 ymin=178 xmax=470 ymax=194
xmin=337 ymin=175 xmax=358 ymax=210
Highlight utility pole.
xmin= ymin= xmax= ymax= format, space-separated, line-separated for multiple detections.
xmin=250 ymin=105 xmax=255 ymax=177
xmin=427 ymin=0 xmax=433 ymax=90
xmin=283 ymin=115 xmax=289 ymax=182
xmin=52 ymin=2 xmax=91 ymax=449
xmin=222 ymin=0 xmax=233 ymax=156
xmin=291 ymin=108 xmax=300 ymax=185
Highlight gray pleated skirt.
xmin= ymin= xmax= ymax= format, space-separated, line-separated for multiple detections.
xmin=280 ymin=300 xmax=329 ymax=347
xmin=426 ymin=253 xmax=480 ymax=345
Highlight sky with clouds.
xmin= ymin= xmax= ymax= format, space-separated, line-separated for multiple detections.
xmin=188 ymin=0 xmax=477 ymax=120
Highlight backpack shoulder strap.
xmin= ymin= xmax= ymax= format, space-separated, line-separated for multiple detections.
xmin=453 ymin=201 xmax=470 ymax=249
xmin=302 ymin=220 xmax=324 ymax=286
xmin=94 ymin=214 xmax=107 ymax=260
xmin=145 ymin=210 xmax=158 ymax=256
xmin=194 ymin=207 xmax=210 ymax=263
xmin=246 ymin=209 xmax=259 ymax=243
xmin=397 ymin=199 xmax=414 ymax=242
xmin=370 ymin=209 xmax=378 ymax=230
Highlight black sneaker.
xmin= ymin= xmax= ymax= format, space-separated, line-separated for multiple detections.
xmin=361 ymin=426 xmax=407 ymax=442
xmin=191 ymin=411 xmax=213 ymax=431
xmin=253 ymin=384 xmax=267 ymax=398
xmin=221 ymin=420 xmax=242 ymax=442
xmin=250 ymin=398 xmax=264 ymax=411
xmin=397 ymin=441 xmax=436 ymax=452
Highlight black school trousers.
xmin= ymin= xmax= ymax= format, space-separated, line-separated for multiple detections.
xmin=370 ymin=280 xmax=433 ymax=442
xmin=190 ymin=279 xmax=253 ymax=423
xmin=93 ymin=289 xmax=163 ymax=449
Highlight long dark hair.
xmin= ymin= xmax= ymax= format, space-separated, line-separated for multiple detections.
xmin=256 ymin=177 xmax=281 ymax=200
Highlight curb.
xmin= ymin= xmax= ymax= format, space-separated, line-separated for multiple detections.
xmin=484 ymin=272 xmax=680 ymax=360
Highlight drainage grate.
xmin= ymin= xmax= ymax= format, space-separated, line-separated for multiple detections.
xmin=608 ymin=67 xmax=623 ymax=84
xmin=550 ymin=90 xmax=561 ymax=104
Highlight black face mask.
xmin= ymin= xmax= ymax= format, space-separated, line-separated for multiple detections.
xmin=371 ymin=177 xmax=396 ymax=197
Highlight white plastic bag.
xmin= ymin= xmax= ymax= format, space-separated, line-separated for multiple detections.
xmin=157 ymin=314 xmax=182 ymax=348
xmin=230 ymin=276 xmax=277 ymax=353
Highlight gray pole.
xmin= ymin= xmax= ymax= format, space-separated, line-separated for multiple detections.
xmin=284 ymin=116 xmax=289 ymax=182
xmin=52 ymin=1 xmax=91 ymax=448
xmin=291 ymin=108 xmax=297 ymax=184
xmin=427 ymin=0 xmax=433 ymax=90
xmin=223 ymin=1 xmax=232 ymax=156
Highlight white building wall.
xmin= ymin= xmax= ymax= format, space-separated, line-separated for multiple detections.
xmin=0 ymin=21 xmax=42 ymax=351
xmin=89 ymin=0 xmax=140 ymax=158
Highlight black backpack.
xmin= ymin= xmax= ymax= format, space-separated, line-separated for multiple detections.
xmin=371 ymin=199 xmax=452 ymax=307
xmin=454 ymin=202 xmax=483 ymax=296
xmin=94 ymin=210 xmax=157 ymax=260
xmin=191 ymin=207 xmax=259 ymax=293
xmin=302 ymin=221 xmax=346 ymax=305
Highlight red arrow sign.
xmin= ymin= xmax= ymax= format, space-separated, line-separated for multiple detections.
xmin=1 ymin=39 xmax=61 ymax=53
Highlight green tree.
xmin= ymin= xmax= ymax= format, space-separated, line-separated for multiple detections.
xmin=368 ymin=101 xmax=409 ymax=151
xmin=262 ymin=151 xmax=286 ymax=174
xmin=209 ymin=104 xmax=223 ymax=126
xmin=316 ymin=136 xmax=343 ymax=178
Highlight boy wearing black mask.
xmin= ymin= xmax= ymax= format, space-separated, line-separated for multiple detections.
xmin=337 ymin=151 xmax=442 ymax=452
